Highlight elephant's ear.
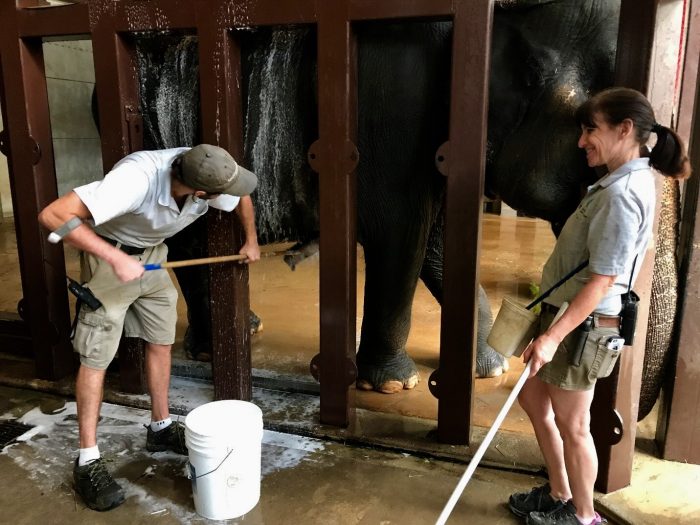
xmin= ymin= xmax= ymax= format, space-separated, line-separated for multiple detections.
xmin=496 ymin=0 xmax=557 ymax=9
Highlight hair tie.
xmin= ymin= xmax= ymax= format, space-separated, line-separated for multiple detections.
xmin=651 ymin=122 xmax=663 ymax=133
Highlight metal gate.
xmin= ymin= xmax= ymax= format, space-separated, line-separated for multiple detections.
xmin=0 ymin=0 xmax=685 ymax=490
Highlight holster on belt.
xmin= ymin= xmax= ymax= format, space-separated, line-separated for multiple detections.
xmin=569 ymin=316 xmax=593 ymax=367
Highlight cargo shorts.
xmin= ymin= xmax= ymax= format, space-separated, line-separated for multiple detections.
xmin=72 ymin=242 xmax=178 ymax=370
xmin=536 ymin=308 xmax=622 ymax=391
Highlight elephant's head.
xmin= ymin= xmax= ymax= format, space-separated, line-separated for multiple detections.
xmin=487 ymin=0 xmax=620 ymax=225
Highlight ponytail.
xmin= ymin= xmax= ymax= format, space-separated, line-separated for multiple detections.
xmin=649 ymin=123 xmax=692 ymax=180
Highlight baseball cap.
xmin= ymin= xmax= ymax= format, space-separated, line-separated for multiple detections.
xmin=180 ymin=144 xmax=257 ymax=196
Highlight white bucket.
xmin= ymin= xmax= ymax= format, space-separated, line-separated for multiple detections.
xmin=487 ymin=296 xmax=539 ymax=358
xmin=185 ymin=400 xmax=263 ymax=521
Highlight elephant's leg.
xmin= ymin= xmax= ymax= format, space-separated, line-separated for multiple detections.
xmin=356 ymin=236 xmax=424 ymax=394
xmin=166 ymin=220 xmax=213 ymax=361
xmin=420 ymin=213 xmax=508 ymax=378
xmin=165 ymin=220 xmax=262 ymax=362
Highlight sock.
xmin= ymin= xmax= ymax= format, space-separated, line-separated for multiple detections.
xmin=150 ymin=417 xmax=172 ymax=432
xmin=78 ymin=445 xmax=100 ymax=466
xmin=576 ymin=513 xmax=598 ymax=525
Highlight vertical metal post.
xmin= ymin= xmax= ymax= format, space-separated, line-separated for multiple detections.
xmin=436 ymin=0 xmax=492 ymax=444
xmin=0 ymin=0 xmax=73 ymax=380
xmin=657 ymin=6 xmax=700 ymax=461
xmin=313 ymin=0 xmax=358 ymax=427
xmin=91 ymin=11 xmax=147 ymax=394
xmin=591 ymin=0 xmax=659 ymax=492
xmin=197 ymin=1 xmax=252 ymax=401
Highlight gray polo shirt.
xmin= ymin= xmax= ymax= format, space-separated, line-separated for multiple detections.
xmin=540 ymin=157 xmax=656 ymax=315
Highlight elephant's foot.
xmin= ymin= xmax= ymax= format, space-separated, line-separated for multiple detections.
xmin=356 ymin=373 xmax=420 ymax=394
xmin=355 ymin=350 xmax=419 ymax=394
xmin=185 ymin=311 xmax=263 ymax=362
xmin=476 ymin=344 xmax=508 ymax=378
xmin=250 ymin=310 xmax=264 ymax=335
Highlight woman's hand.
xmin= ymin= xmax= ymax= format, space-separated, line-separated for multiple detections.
xmin=522 ymin=332 xmax=560 ymax=378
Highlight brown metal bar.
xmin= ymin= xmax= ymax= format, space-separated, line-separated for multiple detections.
xmin=213 ymin=0 xmax=317 ymax=27
xmin=17 ymin=2 xmax=89 ymax=37
xmin=91 ymin=27 xmax=140 ymax=168
xmin=590 ymin=0 xmax=659 ymax=492
xmin=0 ymin=316 xmax=32 ymax=357
xmin=313 ymin=0 xmax=358 ymax=427
xmin=110 ymin=0 xmax=196 ymax=32
xmin=349 ymin=0 xmax=453 ymax=20
xmin=657 ymin=22 xmax=700 ymax=463
xmin=677 ymin=0 xmax=699 ymax=144
xmin=614 ymin=0 xmax=657 ymax=91
xmin=0 ymin=0 xmax=74 ymax=380
xmin=116 ymin=338 xmax=147 ymax=394
xmin=436 ymin=0 xmax=492 ymax=445
xmin=197 ymin=2 xmax=252 ymax=401
xmin=90 ymin=9 xmax=146 ymax=392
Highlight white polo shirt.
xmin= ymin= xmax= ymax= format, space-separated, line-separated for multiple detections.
xmin=74 ymin=148 xmax=240 ymax=248
xmin=541 ymin=157 xmax=656 ymax=315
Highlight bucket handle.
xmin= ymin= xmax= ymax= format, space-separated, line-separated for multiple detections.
xmin=191 ymin=449 xmax=234 ymax=480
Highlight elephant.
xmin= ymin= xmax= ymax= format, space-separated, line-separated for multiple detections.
xmin=130 ymin=0 xmax=675 ymax=406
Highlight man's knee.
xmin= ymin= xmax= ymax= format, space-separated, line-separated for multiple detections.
xmin=146 ymin=343 xmax=173 ymax=356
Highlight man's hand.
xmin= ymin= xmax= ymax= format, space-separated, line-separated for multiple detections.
xmin=110 ymin=251 xmax=146 ymax=282
xmin=235 ymin=196 xmax=259 ymax=264
xmin=522 ymin=332 xmax=560 ymax=378
xmin=239 ymin=240 xmax=261 ymax=264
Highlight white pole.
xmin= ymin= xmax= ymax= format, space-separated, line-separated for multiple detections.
xmin=435 ymin=362 xmax=532 ymax=525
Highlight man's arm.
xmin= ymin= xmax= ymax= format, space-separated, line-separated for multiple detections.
xmin=522 ymin=272 xmax=616 ymax=377
xmin=38 ymin=191 xmax=145 ymax=282
xmin=234 ymin=195 xmax=260 ymax=263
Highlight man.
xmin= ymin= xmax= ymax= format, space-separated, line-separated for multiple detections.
xmin=38 ymin=144 xmax=260 ymax=511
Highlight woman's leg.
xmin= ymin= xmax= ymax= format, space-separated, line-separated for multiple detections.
xmin=518 ymin=376 xmax=572 ymax=501
xmin=547 ymin=384 xmax=597 ymax=519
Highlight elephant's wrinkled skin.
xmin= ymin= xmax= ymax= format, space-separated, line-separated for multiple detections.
xmin=136 ymin=0 xmax=621 ymax=392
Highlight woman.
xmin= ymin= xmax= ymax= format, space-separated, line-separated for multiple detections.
xmin=508 ymin=87 xmax=691 ymax=525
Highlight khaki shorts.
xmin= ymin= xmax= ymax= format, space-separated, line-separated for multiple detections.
xmin=73 ymin=242 xmax=178 ymax=370
xmin=536 ymin=309 xmax=622 ymax=391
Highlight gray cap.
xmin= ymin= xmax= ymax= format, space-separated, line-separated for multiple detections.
xmin=180 ymin=144 xmax=257 ymax=196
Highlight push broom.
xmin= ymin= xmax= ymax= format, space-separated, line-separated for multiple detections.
xmin=142 ymin=249 xmax=298 ymax=271
xmin=435 ymin=260 xmax=587 ymax=524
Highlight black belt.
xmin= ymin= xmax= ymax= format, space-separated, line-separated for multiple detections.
xmin=541 ymin=302 xmax=620 ymax=329
xmin=99 ymin=235 xmax=146 ymax=256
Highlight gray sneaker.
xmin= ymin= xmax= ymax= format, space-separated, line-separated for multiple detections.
xmin=509 ymin=483 xmax=563 ymax=518
xmin=527 ymin=500 xmax=607 ymax=525
xmin=73 ymin=458 xmax=125 ymax=511
xmin=146 ymin=421 xmax=188 ymax=455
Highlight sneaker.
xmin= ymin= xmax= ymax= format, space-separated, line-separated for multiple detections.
xmin=509 ymin=483 xmax=564 ymax=518
xmin=73 ymin=458 xmax=125 ymax=511
xmin=527 ymin=500 xmax=607 ymax=525
xmin=146 ymin=421 xmax=188 ymax=455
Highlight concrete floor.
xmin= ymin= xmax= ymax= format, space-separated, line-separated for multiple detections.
xmin=2 ymin=381 xmax=700 ymax=524
xmin=0 ymin=384 xmax=541 ymax=525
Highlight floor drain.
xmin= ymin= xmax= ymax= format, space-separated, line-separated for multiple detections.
xmin=0 ymin=419 xmax=33 ymax=448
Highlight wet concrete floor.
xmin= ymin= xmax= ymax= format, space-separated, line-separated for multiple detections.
xmin=0 ymin=385 xmax=541 ymax=524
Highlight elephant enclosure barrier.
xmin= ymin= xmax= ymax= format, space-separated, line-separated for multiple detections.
xmin=1 ymin=0 xmax=698 ymax=491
